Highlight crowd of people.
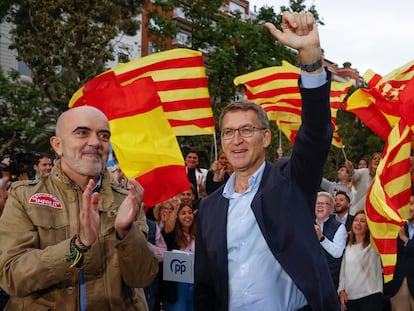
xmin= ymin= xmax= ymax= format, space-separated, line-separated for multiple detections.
xmin=0 ymin=10 xmax=413 ymax=311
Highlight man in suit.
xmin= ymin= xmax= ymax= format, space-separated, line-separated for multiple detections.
xmin=314 ymin=192 xmax=347 ymax=289
xmin=384 ymin=186 xmax=414 ymax=310
xmin=334 ymin=190 xmax=354 ymax=232
xmin=194 ymin=11 xmax=340 ymax=311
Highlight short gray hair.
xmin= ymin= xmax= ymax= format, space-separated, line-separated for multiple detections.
xmin=219 ymin=100 xmax=269 ymax=130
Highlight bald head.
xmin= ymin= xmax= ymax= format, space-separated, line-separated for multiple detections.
xmin=51 ymin=106 xmax=111 ymax=189
xmin=56 ymin=106 xmax=109 ymax=136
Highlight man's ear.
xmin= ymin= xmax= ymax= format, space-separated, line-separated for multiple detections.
xmin=263 ymin=129 xmax=272 ymax=148
xmin=50 ymin=136 xmax=62 ymax=157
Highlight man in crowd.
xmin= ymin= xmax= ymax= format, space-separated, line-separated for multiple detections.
xmin=320 ymin=165 xmax=352 ymax=199
xmin=0 ymin=106 xmax=158 ymax=310
xmin=314 ymin=191 xmax=347 ymax=289
xmin=334 ymin=190 xmax=354 ymax=231
xmin=345 ymin=152 xmax=382 ymax=215
xmin=32 ymin=152 xmax=53 ymax=179
xmin=195 ymin=11 xmax=341 ymax=311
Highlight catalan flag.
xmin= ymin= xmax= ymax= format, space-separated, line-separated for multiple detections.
xmin=364 ymin=74 xmax=414 ymax=282
xmin=233 ymin=61 xmax=352 ymax=148
xmin=80 ymin=72 xmax=190 ymax=207
xmin=70 ymin=48 xmax=215 ymax=136
xmin=344 ymin=60 xmax=414 ymax=140
xmin=365 ymin=120 xmax=412 ymax=283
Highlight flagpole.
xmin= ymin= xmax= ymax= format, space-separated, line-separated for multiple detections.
xmin=277 ymin=127 xmax=283 ymax=160
xmin=213 ymin=133 xmax=218 ymax=160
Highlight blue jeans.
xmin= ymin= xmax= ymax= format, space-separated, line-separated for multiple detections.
xmin=165 ymin=282 xmax=194 ymax=311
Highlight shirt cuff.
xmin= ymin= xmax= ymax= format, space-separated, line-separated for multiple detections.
xmin=300 ymin=70 xmax=327 ymax=89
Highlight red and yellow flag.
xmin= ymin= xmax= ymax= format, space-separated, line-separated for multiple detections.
xmin=365 ymin=74 xmax=414 ymax=283
xmin=70 ymin=48 xmax=215 ymax=136
xmin=80 ymin=72 xmax=190 ymax=207
xmin=344 ymin=60 xmax=414 ymax=139
xmin=233 ymin=60 xmax=352 ymax=148
xmin=365 ymin=120 xmax=412 ymax=283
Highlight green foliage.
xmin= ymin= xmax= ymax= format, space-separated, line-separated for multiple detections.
xmin=0 ymin=69 xmax=57 ymax=155
xmin=322 ymin=109 xmax=385 ymax=180
xmin=176 ymin=0 xmax=314 ymax=164
xmin=146 ymin=0 xmax=179 ymax=50
xmin=4 ymin=0 xmax=144 ymax=112
xmin=1 ymin=0 xmax=383 ymax=176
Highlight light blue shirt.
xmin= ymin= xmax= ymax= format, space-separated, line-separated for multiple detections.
xmin=301 ymin=69 xmax=327 ymax=88
xmin=407 ymin=222 xmax=414 ymax=240
xmin=223 ymin=162 xmax=307 ymax=311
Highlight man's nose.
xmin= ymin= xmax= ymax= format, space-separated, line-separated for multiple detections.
xmin=89 ymin=133 xmax=102 ymax=146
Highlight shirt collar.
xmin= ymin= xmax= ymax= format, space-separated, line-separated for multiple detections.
xmin=93 ymin=175 xmax=103 ymax=192
xmin=223 ymin=161 xmax=266 ymax=198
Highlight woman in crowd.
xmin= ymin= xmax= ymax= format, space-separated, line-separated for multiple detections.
xmin=184 ymin=150 xmax=207 ymax=200
xmin=345 ymin=152 xmax=382 ymax=215
xmin=338 ymin=210 xmax=384 ymax=311
xmin=161 ymin=203 xmax=196 ymax=311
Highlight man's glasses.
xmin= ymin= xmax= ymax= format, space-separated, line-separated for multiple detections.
xmin=316 ymin=202 xmax=331 ymax=207
xmin=221 ymin=125 xmax=267 ymax=140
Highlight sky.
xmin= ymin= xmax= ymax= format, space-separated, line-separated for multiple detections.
xmin=249 ymin=0 xmax=414 ymax=76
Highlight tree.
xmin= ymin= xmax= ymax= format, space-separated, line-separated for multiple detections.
xmin=171 ymin=0 xmax=322 ymax=165
xmin=2 ymin=0 xmax=144 ymax=114
xmin=146 ymin=0 xmax=179 ymax=50
xmin=0 ymin=68 xmax=57 ymax=155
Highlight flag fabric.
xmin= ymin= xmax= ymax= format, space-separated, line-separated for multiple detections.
xmin=365 ymin=120 xmax=412 ymax=283
xmin=344 ymin=60 xmax=414 ymax=140
xmin=233 ymin=60 xmax=352 ymax=148
xmin=70 ymin=48 xmax=215 ymax=136
xmin=80 ymin=72 xmax=190 ymax=207
xmin=364 ymin=74 xmax=414 ymax=283
xmin=107 ymin=144 xmax=117 ymax=167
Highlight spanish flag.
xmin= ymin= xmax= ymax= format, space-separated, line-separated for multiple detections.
xmin=81 ymin=72 xmax=189 ymax=207
xmin=70 ymin=48 xmax=215 ymax=136
xmin=233 ymin=60 xmax=352 ymax=148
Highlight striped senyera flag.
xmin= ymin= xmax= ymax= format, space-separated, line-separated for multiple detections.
xmin=344 ymin=60 xmax=414 ymax=140
xmin=365 ymin=75 xmax=414 ymax=282
xmin=233 ymin=60 xmax=352 ymax=148
xmin=70 ymin=48 xmax=215 ymax=136
xmin=81 ymin=72 xmax=190 ymax=207
xmin=365 ymin=119 xmax=412 ymax=283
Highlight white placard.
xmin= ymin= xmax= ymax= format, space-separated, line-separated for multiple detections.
xmin=163 ymin=250 xmax=194 ymax=284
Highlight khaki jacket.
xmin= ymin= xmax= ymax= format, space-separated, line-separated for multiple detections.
xmin=0 ymin=161 xmax=158 ymax=310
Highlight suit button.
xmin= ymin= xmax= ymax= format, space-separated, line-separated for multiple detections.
xmin=66 ymin=286 xmax=74 ymax=295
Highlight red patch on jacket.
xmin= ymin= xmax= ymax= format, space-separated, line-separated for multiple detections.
xmin=29 ymin=193 xmax=63 ymax=209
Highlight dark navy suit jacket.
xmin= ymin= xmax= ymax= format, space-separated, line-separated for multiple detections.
xmin=384 ymin=223 xmax=414 ymax=298
xmin=194 ymin=73 xmax=341 ymax=311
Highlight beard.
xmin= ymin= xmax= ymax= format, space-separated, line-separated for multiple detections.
xmin=63 ymin=148 xmax=107 ymax=177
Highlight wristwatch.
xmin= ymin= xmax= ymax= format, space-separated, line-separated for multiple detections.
xmin=319 ymin=236 xmax=325 ymax=242
xmin=300 ymin=59 xmax=323 ymax=72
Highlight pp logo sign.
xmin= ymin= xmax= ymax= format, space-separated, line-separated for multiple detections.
xmin=170 ymin=259 xmax=187 ymax=275
xmin=163 ymin=251 xmax=194 ymax=284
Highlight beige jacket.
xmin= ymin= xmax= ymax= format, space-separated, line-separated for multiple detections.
xmin=0 ymin=161 xmax=158 ymax=310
